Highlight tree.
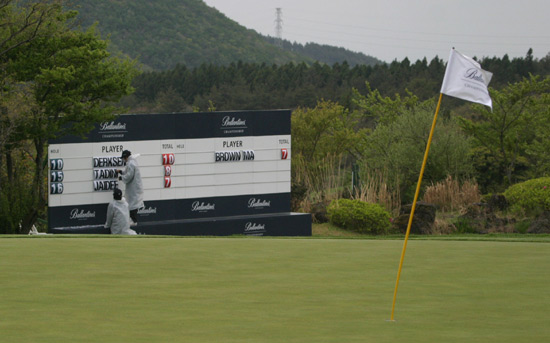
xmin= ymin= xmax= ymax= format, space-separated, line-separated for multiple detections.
xmin=292 ymin=100 xmax=366 ymax=162
xmin=1 ymin=0 xmax=74 ymax=232
xmin=360 ymin=99 xmax=474 ymax=202
xmin=458 ymin=75 xmax=550 ymax=192
xmin=1 ymin=1 xmax=139 ymax=233
xmin=1 ymin=0 xmax=67 ymax=154
xmin=291 ymin=100 xmax=368 ymax=202
xmin=0 ymin=0 xmax=61 ymax=62
xmin=350 ymin=82 xmax=420 ymax=128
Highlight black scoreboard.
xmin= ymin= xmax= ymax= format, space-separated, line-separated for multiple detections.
xmin=48 ymin=110 xmax=311 ymax=236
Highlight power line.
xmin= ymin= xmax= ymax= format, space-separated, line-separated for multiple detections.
xmin=284 ymin=23 xmax=548 ymax=47
xmin=288 ymin=16 xmax=550 ymax=40
xmin=280 ymin=18 xmax=549 ymax=60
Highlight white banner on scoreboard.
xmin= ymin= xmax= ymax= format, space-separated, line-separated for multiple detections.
xmin=48 ymin=135 xmax=291 ymax=207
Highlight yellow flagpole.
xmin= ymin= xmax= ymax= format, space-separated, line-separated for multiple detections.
xmin=390 ymin=93 xmax=444 ymax=321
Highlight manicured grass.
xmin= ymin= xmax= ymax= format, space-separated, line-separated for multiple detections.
xmin=1 ymin=236 xmax=549 ymax=342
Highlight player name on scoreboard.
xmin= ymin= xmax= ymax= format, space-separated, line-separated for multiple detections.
xmin=93 ymin=156 xmax=124 ymax=168
xmin=93 ymin=180 xmax=119 ymax=191
xmin=92 ymin=156 xmax=123 ymax=191
xmin=214 ymin=150 xmax=255 ymax=162
xmin=93 ymin=168 xmax=119 ymax=179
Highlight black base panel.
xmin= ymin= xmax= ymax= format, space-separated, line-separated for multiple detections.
xmin=48 ymin=193 xmax=292 ymax=229
xmin=49 ymin=212 xmax=312 ymax=236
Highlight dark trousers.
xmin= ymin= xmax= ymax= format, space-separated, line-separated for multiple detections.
xmin=130 ymin=209 xmax=138 ymax=223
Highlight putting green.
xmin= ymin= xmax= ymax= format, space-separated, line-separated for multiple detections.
xmin=1 ymin=237 xmax=549 ymax=342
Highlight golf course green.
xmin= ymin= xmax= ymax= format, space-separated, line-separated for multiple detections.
xmin=1 ymin=236 xmax=549 ymax=342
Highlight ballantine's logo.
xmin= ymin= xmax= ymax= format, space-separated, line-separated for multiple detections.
xmin=100 ymin=121 xmax=127 ymax=131
xmin=245 ymin=222 xmax=266 ymax=233
xmin=221 ymin=116 xmax=246 ymax=127
xmin=137 ymin=207 xmax=157 ymax=215
xmin=191 ymin=201 xmax=215 ymax=212
xmin=464 ymin=68 xmax=485 ymax=83
xmin=70 ymin=208 xmax=96 ymax=220
xmin=248 ymin=198 xmax=271 ymax=208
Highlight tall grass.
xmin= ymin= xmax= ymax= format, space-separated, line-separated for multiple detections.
xmin=352 ymin=170 xmax=401 ymax=216
xmin=422 ymin=175 xmax=481 ymax=212
xmin=293 ymin=153 xmax=347 ymax=213
xmin=293 ymin=155 xmax=401 ymax=215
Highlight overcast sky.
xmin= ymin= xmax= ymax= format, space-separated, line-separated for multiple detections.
xmin=202 ymin=0 xmax=549 ymax=63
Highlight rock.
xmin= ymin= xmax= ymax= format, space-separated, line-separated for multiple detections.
xmin=463 ymin=202 xmax=490 ymax=218
xmin=394 ymin=202 xmax=436 ymax=234
xmin=487 ymin=194 xmax=508 ymax=211
xmin=528 ymin=211 xmax=550 ymax=233
xmin=311 ymin=201 xmax=329 ymax=223
xmin=458 ymin=202 xmax=513 ymax=233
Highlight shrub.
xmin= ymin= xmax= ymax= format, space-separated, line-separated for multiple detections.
xmin=503 ymin=177 xmax=550 ymax=216
xmin=452 ymin=217 xmax=478 ymax=234
xmin=327 ymin=198 xmax=391 ymax=234
xmin=514 ymin=219 xmax=531 ymax=234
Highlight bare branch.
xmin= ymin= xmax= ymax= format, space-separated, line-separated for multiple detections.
xmin=0 ymin=0 xmax=64 ymax=58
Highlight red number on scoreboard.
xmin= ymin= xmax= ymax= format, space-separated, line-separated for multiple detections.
xmin=281 ymin=148 xmax=288 ymax=160
xmin=162 ymin=153 xmax=175 ymax=165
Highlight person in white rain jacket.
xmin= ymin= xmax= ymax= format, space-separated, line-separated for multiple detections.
xmin=116 ymin=150 xmax=145 ymax=225
xmin=104 ymin=188 xmax=136 ymax=235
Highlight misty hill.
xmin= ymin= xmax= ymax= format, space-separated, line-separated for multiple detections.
xmin=69 ymin=0 xmax=382 ymax=70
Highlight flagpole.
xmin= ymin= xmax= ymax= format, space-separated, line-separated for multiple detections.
xmin=390 ymin=92 xmax=443 ymax=321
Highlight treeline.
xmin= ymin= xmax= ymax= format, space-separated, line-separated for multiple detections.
xmin=124 ymin=49 xmax=550 ymax=113
xmin=263 ymin=37 xmax=383 ymax=67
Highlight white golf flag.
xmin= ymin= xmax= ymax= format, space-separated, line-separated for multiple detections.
xmin=440 ymin=49 xmax=493 ymax=109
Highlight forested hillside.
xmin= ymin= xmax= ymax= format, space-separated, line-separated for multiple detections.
xmin=69 ymin=0 xmax=310 ymax=69
xmin=69 ymin=0 xmax=381 ymax=70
